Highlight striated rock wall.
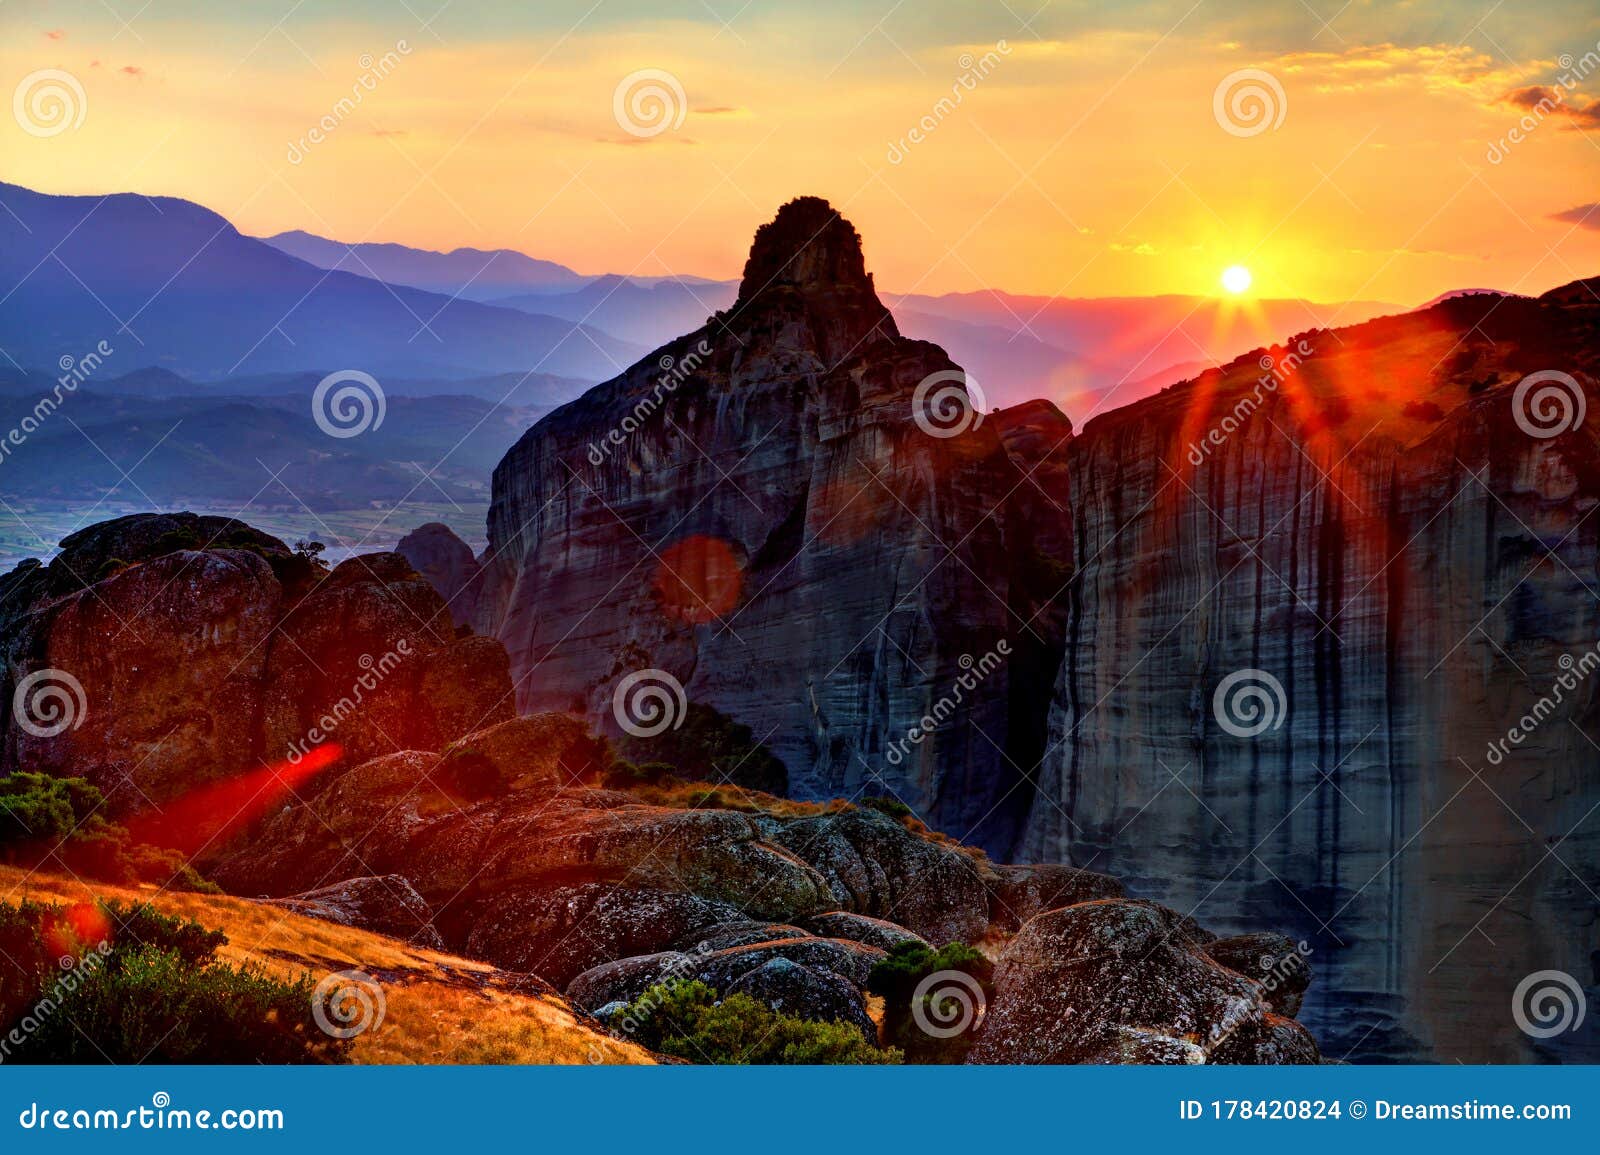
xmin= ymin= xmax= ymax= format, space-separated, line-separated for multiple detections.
xmin=1020 ymin=292 xmax=1600 ymax=1062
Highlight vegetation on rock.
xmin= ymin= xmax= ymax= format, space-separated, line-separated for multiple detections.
xmin=610 ymin=979 xmax=898 ymax=1065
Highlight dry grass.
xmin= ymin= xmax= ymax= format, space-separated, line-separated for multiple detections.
xmin=629 ymin=780 xmax=854 ymax=819
xmin=0 ymin=864 xmax=654 ymax=1066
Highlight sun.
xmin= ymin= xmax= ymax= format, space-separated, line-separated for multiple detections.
xmin=1221 ymin=265 xmax=1253 ymax=295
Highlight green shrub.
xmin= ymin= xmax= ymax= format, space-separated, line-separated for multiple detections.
xmin=861 ymin=795 xmax=912 ymax=819
xmin=601 ymin=759 xmax=676 ymax=789
xmin=614 ymin=980 xmax=898 ymax=1065
xmin=0 ymin=773 xmax=218 ymax=892
xmin=616 ymin=703 xmax=788 ymax=794
xmin=867 ymin=940 xmax=994 ymax=1063
xmin=0 ymin=899 xmax=349 ymax=1065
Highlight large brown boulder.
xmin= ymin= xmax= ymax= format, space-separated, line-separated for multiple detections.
xmin=968 ymin=899 xmax=1320 ymax=1065
xmin=0 ymin=516 xmax=516 ymax=812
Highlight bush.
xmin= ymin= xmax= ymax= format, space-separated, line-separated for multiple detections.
xmin=0 ymin=899 xmax=350 ymax=1064
xmin=613 ymin=980 xmax=898 ymax=1065
xmin=615 ymin=703 xmax=788 ymax=794
xmin=867 ymin=941 xmax=994 ymax=1063
xmin=0 ymin=773 xmax=218 ymax=892
xmin=861 ymin=795 xmax=912 ymax=819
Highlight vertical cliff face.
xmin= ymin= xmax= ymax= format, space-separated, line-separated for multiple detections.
xmin=478 ymin=198 xmax=1059 ymax=851
xmin=1021 ymin=291 xmax=1600 ymax=1062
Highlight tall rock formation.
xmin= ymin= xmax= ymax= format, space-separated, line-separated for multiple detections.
xmin=476 ymin=198 xmax=1062 ymax=851
xmin=1020 ymin=290 xmax=1600 ymax=1062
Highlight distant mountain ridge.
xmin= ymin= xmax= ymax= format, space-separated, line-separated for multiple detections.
xmin=0 ymin=182 xmax=641 ymax=383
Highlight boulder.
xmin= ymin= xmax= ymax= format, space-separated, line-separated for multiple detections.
xmin=799 ymin=911 xmax=927 ymax=952
xmin=968 ymin=899 xmax=1319 ymax=1065
xmin=266 ymin=874 xmax=444 ymax=949
xmin=987 ymin=863 xmax=1125 ymax=931
xmin=726 ymin=957 xmax=876 ymax=1042
xmin=1201 ymin=933 xmax=1312 ymax=1017
xmin=768 ymin=809 xmax=990 ymax=945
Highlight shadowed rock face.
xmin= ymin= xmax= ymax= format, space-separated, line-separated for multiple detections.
xmin=1019 ymin=290 xmax=1600 ymax=1063
xmin=0 ymin=513 xmax=513 ymax=809
xmin=475 ymin=197 xmax=1064 ymax=853
xmin=397 ymin=522 xmax=483 ymax=628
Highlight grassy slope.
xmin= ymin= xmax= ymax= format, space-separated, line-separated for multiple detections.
xmin=0 ymin=864 xmax=653 ymax=1065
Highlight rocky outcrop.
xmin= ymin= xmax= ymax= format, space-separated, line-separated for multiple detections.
xmin=267 ymin=874 xmax=445 ymax=949
xmin=725 ymin=957 xmax=877 ymax=1041
xmin=474 ymin=197 xmax=1061 ymax=854
xmin=397 ymin=522 xmax=483 ymax=628
xmin=0 ymin=513 xmax=513 ymax=810
xmin=1019 ymin=289 xmax=1600 ymax=1062
xmin=968 ymin=899 xmax=1320 ymax=1065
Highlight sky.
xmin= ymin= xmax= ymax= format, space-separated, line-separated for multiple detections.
xmin=3 ymin=0 xmax=1599 ymax=305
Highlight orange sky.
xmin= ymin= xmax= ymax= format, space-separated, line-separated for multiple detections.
xmin=3 ymin=1 xmax=1599 ymax=304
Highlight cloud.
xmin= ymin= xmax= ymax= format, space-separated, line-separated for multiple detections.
xmin=120 ymin=64 xmax=144 ymax=77
xmin=1275 ymin=42 xmax=1522 ymax=95
xmin=44 ymin=29 xmax=65 ymax=40
xmin=1502 ymin=84 xmax=1600 ymax=127
xmin=1550 ymin=203 xmax=1600 ymax=231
